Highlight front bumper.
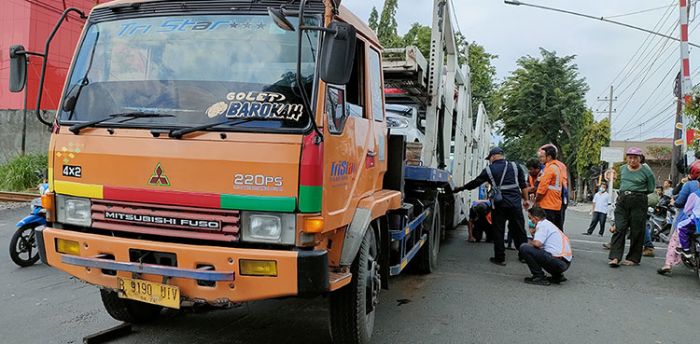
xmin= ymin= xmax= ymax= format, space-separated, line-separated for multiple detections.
xmin=37 ymin=227 xmax=329 ymax=303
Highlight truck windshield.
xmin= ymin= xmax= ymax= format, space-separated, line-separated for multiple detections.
xmin=60 ymin=15 xmax=319 ymax=132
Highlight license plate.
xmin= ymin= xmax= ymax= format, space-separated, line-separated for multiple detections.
xmin=117 ymin=277 xmax=180 ymax=309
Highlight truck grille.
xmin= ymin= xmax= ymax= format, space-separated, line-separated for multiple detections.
xmin=91 ymin=200 xmax=240 ymax=242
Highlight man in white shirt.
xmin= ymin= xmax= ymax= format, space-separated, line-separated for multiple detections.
xmin=518 ymin=207 xmax=573 ymax=286
xmin=583 ymin=183 xmax=610 ymax=236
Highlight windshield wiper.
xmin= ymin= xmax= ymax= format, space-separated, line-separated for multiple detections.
xmin=168 ymin=118 xmax=255 ymax=139
xmin=69 ymin=112 xmax=174 ymax=134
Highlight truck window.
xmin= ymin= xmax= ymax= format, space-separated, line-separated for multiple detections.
xmin=345 ymin=38 xmax=365 ymax=118
xmin=368 ymin=48 xmax=384 ymax=121
xmin=60 ymin=15 xmax=320 ymax=132
xmin=326 ymin=86 xmax=347 ymax=134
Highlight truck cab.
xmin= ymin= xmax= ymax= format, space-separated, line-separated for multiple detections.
xmin=8 ymin=1 xmax=469 ymax=343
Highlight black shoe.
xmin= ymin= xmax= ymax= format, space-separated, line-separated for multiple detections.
xmin=518 ymin=258 xmax=527 ymax=264
xmin=547 ymin=275 xmax=568 ymax=284
xmin=524 ymin=276 xmax=550 ymax=286
xmin=598 ymin=234 xmax=604 ymax=237
xmin=581 ymin=232 xmax=591 ymax=236
xmin=489 ymin=257 xmax=506 ymax=266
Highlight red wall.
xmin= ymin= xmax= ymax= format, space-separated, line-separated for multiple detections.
xmin=0 ymin=0 xmax=106 ymax=110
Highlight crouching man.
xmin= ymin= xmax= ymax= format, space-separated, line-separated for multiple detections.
xmin=519 ymin=207 xmax=573 ymax=286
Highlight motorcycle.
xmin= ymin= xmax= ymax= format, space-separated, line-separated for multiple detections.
xmin=647 ymin=196 xmax=674 ymax=244
xmin=680 ymin=234 xmax=700 ymax=282
xmin=9 ymin=183 xmax=48 ymax=267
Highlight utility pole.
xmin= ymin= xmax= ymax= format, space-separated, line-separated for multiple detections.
xmin=672 ymin=0 xmax=693 ymax=183
xmin=596 ymin=86 xmax=617 ymax=194
xmin=595 ymin=86 xmax=617 ymax=137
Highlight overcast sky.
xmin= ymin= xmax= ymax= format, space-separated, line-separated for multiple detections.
xmin=345 ymin=0 xmax=698 ymax=142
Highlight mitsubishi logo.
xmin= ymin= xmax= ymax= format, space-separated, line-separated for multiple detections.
xmin=148 ymin=163 xmax=171 ymax=186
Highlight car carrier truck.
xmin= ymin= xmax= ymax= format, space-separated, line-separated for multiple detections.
xmin=8 ymin=0 xmax=479 ymax=342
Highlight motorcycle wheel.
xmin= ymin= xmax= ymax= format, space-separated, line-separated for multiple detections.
xmin=9 ymin=224 xmax=41 ymax=267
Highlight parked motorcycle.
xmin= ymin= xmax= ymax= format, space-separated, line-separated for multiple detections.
xmin=647 ymin=196 xmax=674 ymax=244
xmin=9 ymin=183 xmax=48 ymax=267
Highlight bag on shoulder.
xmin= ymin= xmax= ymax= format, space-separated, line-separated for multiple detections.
xmin=485 ymin=162 xmax=518 ymax=205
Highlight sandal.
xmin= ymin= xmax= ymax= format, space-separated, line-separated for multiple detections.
xmin=657 ymin=267 xmax=672 ymax=275
xmin=621 ymin=260 xmax=639 ymax=266
xmin=608 ymin=259 xmax=620 ymax=268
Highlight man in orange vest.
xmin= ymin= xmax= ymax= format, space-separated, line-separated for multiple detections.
xmin=540 ymin=144 xmax=570 ymax=226
xmin=536 ymin=145 xmax=564 ymax=230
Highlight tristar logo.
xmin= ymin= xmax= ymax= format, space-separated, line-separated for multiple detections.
xmin=330 ymin=161 xmax=355 ymax=183
xmin=148 ymin=163 xmax=170 ymax=186
xmin=104 ymin=212 xmax=221 ymax=230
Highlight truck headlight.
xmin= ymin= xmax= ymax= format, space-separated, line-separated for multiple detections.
xmin=56 ymin=195 xmax=92 ymax=227
xmin=241 ymin=212 xmax=295 ymax=245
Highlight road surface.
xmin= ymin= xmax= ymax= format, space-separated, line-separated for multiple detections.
xmin=0 ymin=206 xmax=698 ymax=343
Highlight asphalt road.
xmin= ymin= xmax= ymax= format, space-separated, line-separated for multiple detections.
xmin=1 ymin=206 xmax=699 ymax=344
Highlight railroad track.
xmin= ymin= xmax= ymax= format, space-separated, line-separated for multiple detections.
xmin=0 ymin=191 xmax=38 ymax=202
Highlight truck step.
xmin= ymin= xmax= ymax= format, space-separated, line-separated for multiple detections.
xmin=328 ymin=271 xmax=352 ymax=291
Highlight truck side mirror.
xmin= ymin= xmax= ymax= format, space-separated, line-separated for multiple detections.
xmin=9 ymin=45 xmax=27 ymax=93
xmin=319 ymin=22 xmax=356 ymax=85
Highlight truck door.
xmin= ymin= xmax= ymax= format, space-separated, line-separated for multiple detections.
xmin=322 ymin=38 xmax=374 ymax=230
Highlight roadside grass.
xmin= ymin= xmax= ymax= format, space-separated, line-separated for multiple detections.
xmin=0 ymin=153 xmax=48 ymax=192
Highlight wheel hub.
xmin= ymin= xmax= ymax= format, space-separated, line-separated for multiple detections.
xmin=367 ymin=258 xmax=381 ymax=311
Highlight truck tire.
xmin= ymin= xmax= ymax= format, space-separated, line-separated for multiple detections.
xmin=415 ymin=202 xmax=440 ymax=274
xmin=100 ymin=289 xmax=162 ymax=324
xmin=329 ymin=228 xmax=379 ymax=344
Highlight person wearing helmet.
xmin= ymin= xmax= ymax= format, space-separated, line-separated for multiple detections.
xmin=657 ymin=161 xmax=700 ymax=274
xmin=608 ymin=147 xmax=655 ymax=267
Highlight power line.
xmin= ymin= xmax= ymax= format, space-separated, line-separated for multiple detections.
xmin=604 ymin=4 xmax=676 ymax=19
xmin=613 ymin=21 xmax=678 ymax=112
xmin=617 ymin=62 xmax=678 ymax=132
xmin=504 ymin=0 xmax=700 ymax=48
xmin=613 ymin=8 xmax=677 ymax=97
xmin=596 ymin=1 xmax=677 ymax=99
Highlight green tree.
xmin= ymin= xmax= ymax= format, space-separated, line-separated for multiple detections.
xmin=377 ymin=0 xmax=402 ymax=48
xmin=403 ymin=23 xmax=431 ymax=57
xmin=467 ymin=42 xmax=498 ymax=118
xmin=498 ymin=49 xmax=590 ymax=171
xmin=575 ymin=116 xmax=610 ymax=176
xmin=368 ymin=7 xmax=379 ymax=32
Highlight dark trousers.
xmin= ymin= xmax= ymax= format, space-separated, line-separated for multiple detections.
xmin=544 ymin=209 xmax=563 ymax=231
xmin=491 ymin=206 xmax=528 ymax=261
xmin=609 ymin=193 xmax=647 ymax=263
xmin=587 ymin=211 xmax=607 ymax=235
xmin=519 ymin=244 xmax=570 ymax=278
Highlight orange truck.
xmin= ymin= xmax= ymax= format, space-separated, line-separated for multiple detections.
xmin=8 ymin=0 xmax=472 ymax=342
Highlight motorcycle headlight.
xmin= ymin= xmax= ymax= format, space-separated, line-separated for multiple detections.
xmin=56 ymin=195 xmax=92 ymax=227
xmin=241 ymin=212 xmax=295 ymax=245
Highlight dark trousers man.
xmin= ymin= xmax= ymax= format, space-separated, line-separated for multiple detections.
xmin=586 ymin=211 xmax=607 ymax=235
xmin=543 ymin=209 xmax=563 ymax=231
xmin=609 ymin=193 xmax=647 ymax=263
xmin=491 ymin=206 xmax=528 ymax=262
xmin=519 ymin=244 xmax=570 ymax=278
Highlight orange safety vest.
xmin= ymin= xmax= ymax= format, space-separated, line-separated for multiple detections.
xmin=536 ymin=161 xmax=562 ymax=210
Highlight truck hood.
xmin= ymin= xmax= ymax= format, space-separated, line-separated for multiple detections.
xmin=49 ymin=129 xmax=302 ymax=212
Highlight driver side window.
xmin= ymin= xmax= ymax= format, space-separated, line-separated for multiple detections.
xmin=326 ymin=86 xmax=346 ymax=134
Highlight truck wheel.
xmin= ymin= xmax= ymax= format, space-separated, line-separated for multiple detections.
xmin=329 ymin=228 xmax=379 ymax=344
xmin=100 ymin=289 xmax=162 ymax=324
xmin=415 ymin=203 xmax=440 ymax=274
